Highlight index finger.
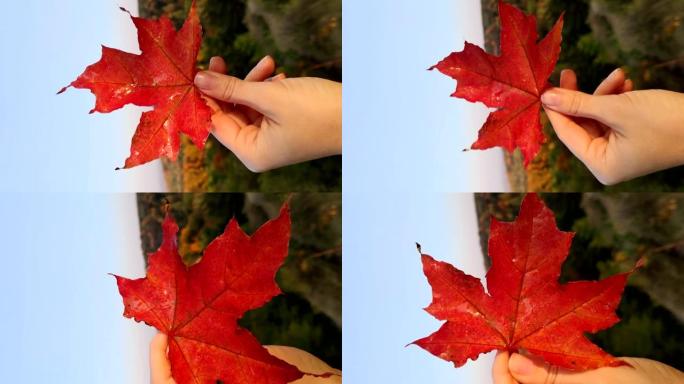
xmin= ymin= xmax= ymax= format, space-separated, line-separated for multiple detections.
xmin=493 ymin=351 xmax=518 ymax=384
xmin=150 ymin=333 xmax=174 ymax=383
xmin=245 ymin=56 xmax=276 ymax=82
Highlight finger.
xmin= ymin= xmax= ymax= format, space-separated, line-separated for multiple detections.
xmin=509 ymin=354 xmax=561 ymax=384
xmin=194 ymin=71 xmax=279 ymax=113
xmin=544 ymin=106 xmax=593 ymax=157
xmin=265 ymin=346 xmax=342 ymax=377
xmin=558 ymin=69 xmax=602 ymax=136
xmin=212 ymin=113 xmax=259 ymax=146
xmin=208 ymin=56 xmax=227 ymax=74
xmin=544 ymin=105 xmax=611 ymax=181
xmin=492 ymin=351 xmax=518 ymax=384
xmin=559 ymin=69 xmax=578 ymax=91
xmin=266 ymin=73 xmax=287 ymax=82
xmin=622 ymin=78 xmax=634 ymax=93
xmin=243 ymin=56 xmax=276 ymax=121
xmin=509 ymin=353 xmax=609 ymax=384
xmin=205 ymin=57 xmax=230 ymax=114
xmin=150 ymin=333 xmax=173 ymax=382
xmin=202 ymin=94 xmax=222 ymax=114
xmin=594 ymin=68 xmax=625 ymax=95
xmin=245 ymin=55 xmax=276 ymax=82
xmin=210 ymin=114 xmax=264 ymax=172
xmin=541 ymin=88 xmax=622 ymax=126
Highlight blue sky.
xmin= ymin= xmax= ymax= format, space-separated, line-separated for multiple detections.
xmin=0 ymin=1 xmax=165 ymax=192
xmin=343 ymin=192 xmax=493 ymax=383
xmin=0 ymin=193 xmax=154 ymax=382
xmin=0 ymin=1 xmax=159 ymax=381
xmin=343 ymin=0 xmax=509 ymax=384
xmin=343 ymin=1 xmax=502 ymax=382
xmin=343 ymin=0 xmax=509 ymax=193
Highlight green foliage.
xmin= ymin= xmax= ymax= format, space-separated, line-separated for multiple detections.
xmin=206 ymin=138 xmax=342 ymax=192
xmin=591 ymin=286 xmax=684 ymax=367
xmin=240 ymin=294 xmax=341 ymax=368
xmin=139 ymin=0 xmax=188 ymax=21
xmin=242 ymin=0 xmax=342 ymax=79
xmin=200 ymin=0 xmax=254 ymax=76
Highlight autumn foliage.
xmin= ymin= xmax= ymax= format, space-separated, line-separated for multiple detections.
xmin=413 ymin=194 xmax=640 ymax=371
xmin=60 ymin=1 xmax=211 ymax=169
xmin=431 ymin=1 xmax=563 ymax=165
xmin=114 ymin=204 xmax=304 ymax=384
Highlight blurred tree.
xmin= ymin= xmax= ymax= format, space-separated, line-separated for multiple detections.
xmin=243 ymin=0 xmax=341 ymax=79
xmin=588 ymin=0 xmax=684 ymax=91
xmin=580 ymin=193 xmax=684 ymax=322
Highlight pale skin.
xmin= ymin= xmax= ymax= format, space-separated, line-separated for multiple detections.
xmin=149 ymin=333 xmax=342 ymax=384
xmin=541 ymin=68 xmax=684 ymax=185
xmin=193 ymin=56 xmax=342 ymax=173
xmin=492 ymin=351 xmax=684 ymax=384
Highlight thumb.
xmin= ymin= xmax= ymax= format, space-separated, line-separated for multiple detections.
xmin=541 ymin=88 xmax=621 ymax=126
xmin=150 ymin=333 xmax=173 ymax=382
xmin=266 ymin=345 xmax=342 ymax=377
xmin=194 ymin=70 xmax=277 ymax=113
xmin=508 ymin=353 xmax=594 ymax=384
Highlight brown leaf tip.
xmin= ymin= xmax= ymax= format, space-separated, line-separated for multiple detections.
xmin=162 ymin=200 xmax=171 ymax=215
xmin=633 ymin=257 xmax=646 ymax=271
xmin=283 ymin=194 xmax=294 ymax=208
xmin=303 ymin=372 xmax=339 ymax=379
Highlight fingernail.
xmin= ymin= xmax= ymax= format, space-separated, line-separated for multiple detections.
xmin=265 ymin=73 xmax=285 ymax=82
xmin=194 ymin=71 xmax=214 ymax=90
xmin=510 ymin=354 xmax=535 ymax=375
xmin=611 ymin=68 xmax=622 ymax=76
xmin=256 ymin=55 xmax=271 ymax=68
xmin=541 ymin=90 xmax=561 ymax=106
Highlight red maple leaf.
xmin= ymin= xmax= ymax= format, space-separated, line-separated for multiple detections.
xmin=412 ymin=194 xmax=640 ymax=371
xmin=430 ymin=1 xmax=563 ymax=165
xmin=114 ymin=204 xmax=304 ymax=384
xmin=59 ymin=1 xmax=211 ymax=169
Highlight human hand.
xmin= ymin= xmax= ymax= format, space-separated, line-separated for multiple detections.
xmin=266 ymin=345 xmax=342 ymax=384
xmin=541 ymin=68 xmax=684 ymax=185
xmin=150 ymin=333 xmax=175 ymax=384
xmin=193 ymin=56 xmax=341 ymax=172
xmin=149 ymin=333 xmax=342 ymax=384
xmin=492 ymin=351 xmax=684 ymax=384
